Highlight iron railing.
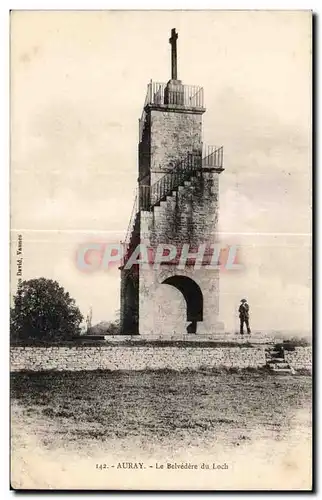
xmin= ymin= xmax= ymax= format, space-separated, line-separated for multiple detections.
xmin=149 ymin=146 xmax=223 ymax=208
xmin=124 ymin=192 xmax=138 ymax=253
xmin=122 ymin=145 xmax=223 ymax=253
xmin=202 ymin=145 xmax=224 ymax=168
xmin=149 ymin=151 xmax=201 ymax=208
xmin=145 ymin=81 xmax=204 ymax=108
xmin=145 ymin=82 xmax=204 ymax=108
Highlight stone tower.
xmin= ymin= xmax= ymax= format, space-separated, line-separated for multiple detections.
xmin=120 ymin=29 xmax=224 ymax=337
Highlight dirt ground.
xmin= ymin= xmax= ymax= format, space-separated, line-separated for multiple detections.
xmin=10 ymin=369 xmax=312 ymax=490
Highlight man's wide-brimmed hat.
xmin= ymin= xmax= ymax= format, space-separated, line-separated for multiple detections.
xmin=241 ymin=299 xmax=247 ymax=303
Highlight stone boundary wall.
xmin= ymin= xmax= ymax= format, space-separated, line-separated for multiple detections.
xmin=285 ymin=347 xmax=312 ymax=371
xmin=10 ymin=346 xmax=312 ymax=372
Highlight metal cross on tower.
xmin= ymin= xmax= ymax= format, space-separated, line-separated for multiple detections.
xmin=169 ymin=28 xmax=178 ymax=80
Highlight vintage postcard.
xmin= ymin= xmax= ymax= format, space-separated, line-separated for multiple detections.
xmin=10 ymin=10 xmax=312 ymax=490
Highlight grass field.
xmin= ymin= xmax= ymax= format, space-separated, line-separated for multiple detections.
xmin=11 ymin=369 xmax=311 ymax=448
xmin=11 ymin=369 xmax=312 ymax=489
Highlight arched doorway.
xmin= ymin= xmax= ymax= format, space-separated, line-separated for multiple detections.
xmin=162 ymin=276 xmax=203 ymax=334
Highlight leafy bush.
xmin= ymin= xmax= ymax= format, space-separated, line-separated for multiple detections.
xmin=11 ymin=278 xmax=83 ymax=343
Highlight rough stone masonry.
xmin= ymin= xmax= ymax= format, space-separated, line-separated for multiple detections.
xmin=10 ymin=346 xmax=312 ymax=372
xmin=120 ymin=29 xmax=224 ymax=336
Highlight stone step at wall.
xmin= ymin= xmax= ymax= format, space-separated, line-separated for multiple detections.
xmin=267 ymin=362 xmax=290 ymax=369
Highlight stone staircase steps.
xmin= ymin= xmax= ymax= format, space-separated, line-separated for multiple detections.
xmin=153 ymin=169 xmax=200 ymax=217
xmin=265 ymin=347 xmax=296 ymax=375
xmin=267 ymin=361 xmax=290 ymax=369
xmin=271 ymin=366 xmax=296 ymax=374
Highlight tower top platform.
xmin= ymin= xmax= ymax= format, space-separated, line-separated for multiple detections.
xmin=139 ymin=81 xmax=205 ymax=142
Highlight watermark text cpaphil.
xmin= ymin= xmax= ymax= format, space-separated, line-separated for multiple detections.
xmin=75 ymin=242 xmax=244 ymax=272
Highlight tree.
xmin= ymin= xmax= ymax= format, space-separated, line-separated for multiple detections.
xmin=10 ymin=278 xmax=83 ymax=342
xmin=88 ymin=320 xmax=120 ymax=336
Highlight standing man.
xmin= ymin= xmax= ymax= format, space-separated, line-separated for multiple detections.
xmin=239 ymin=299 xmax=251 ymax=335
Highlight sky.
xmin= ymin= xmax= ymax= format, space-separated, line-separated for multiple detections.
xmin=10 ymin=10 xmax=312 ymax=333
